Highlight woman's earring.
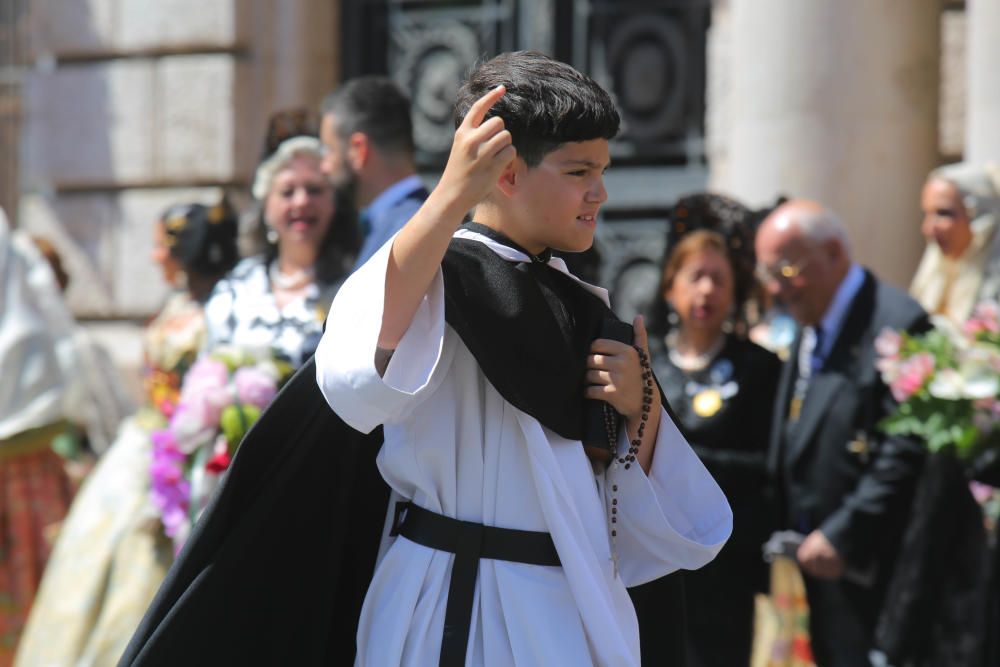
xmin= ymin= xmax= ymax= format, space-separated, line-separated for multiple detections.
xmin=666 ymin=305 xmax=680 ymax=328
xmin=721 ymin=305 xmax=736 ymax=333
xmin=266 ymin=226 xmax=279 ymax=244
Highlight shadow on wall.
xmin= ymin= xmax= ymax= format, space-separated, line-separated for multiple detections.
xmin=20 ymin=0 xmax=119 ymax=317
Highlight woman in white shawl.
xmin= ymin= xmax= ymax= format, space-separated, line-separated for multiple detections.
xmin=0 ymin=208 xmax=76 ymax=666
xmin=910 ymin=162 xmax=1000 ymax=323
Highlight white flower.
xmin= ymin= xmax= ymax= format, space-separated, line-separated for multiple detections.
xmin=931 ymin=315 xmax=970 ymax=350
xmin=928 ymin=368 xmax=966 ymax=400
xmin=928 ymin=364 xmax=999 ymax=401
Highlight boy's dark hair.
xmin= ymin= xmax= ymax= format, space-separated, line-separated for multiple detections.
xmin=454 ymin=51 xmax=620 ymax=167
xmin=321 ymin=77 xmax=415 ymax=156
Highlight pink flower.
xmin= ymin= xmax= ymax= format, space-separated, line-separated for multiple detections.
xmin=158 ymin=399 xmax=177 ymax=419
xmin=890 ymin=352 xmax=935 ymax=402
xmin=179 ymin=357 xmax=229 ymax=404
xmin=168 ymin=400 xmax=218 ymax=453
xmin=197 ymin=384 xmax=233 ymax=426
xmin=233 ymin=366 xmax=278 ymax=409
xmin=964 ymin=301 xmax=1000 ymax=337
xmin=875 ymin=327 xmax=902 ymax=360
xmin=970 ymin=481 xmax=997 ymax=506
xmin=150 ymin=428 xmax=191 ymax=538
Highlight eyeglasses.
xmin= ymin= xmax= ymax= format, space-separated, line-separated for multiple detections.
xmin=755 ymin=257 xmax=809 ymax=285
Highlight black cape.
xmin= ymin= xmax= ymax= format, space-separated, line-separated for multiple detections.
xmin=874 ymin=450 xmax=989 ymax=666
xmin=120 ymin=227 xmax=684 ymax=666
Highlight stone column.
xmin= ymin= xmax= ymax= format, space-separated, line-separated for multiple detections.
xmin=233 ymin=0 xmax=338 ymax=182
xmin=712 ymin=0 xmax=940 ymax=288
xmin=965 ymin=0 xmax=1000 ymax=164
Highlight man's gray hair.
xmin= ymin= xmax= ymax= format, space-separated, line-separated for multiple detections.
xmin=793 ymin=206 xmax=851 ymax=255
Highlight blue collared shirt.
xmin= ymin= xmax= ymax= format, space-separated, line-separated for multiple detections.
xmin=810 ymin=262 xmax=865 ymax=366
xmin=353 ymin=174 xmax=426 ymax=270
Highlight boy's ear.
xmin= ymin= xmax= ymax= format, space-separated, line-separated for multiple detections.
xmin=495 ymin=158 xmax=524 ymax=198
xmin=346 ymin=132 xmax=369 ymax=170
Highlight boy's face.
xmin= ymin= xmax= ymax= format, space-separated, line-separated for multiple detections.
xmin=512 ymin=139 xmax=610 ymax=253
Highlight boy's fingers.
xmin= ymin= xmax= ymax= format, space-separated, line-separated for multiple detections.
xmin=493 ymin=143 xmax=517 ymax=164
xmin=584 ymin=385 xmax=614 ymax=400
xmin=586 ymin=369 xmax=612 ymax=386
xmin=481 ymin=129 xmax=514 ymax=160
xmin=589 ymin=338 xmax=632 ymax=356
xmin=464 ymin=85 xmax=506 ymax=130
xmin=467 ymin=116 xmax=506 ymax=144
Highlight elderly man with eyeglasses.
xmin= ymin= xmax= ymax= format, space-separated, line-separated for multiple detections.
xmin=754 ymin=200 xmax=929 ymax=667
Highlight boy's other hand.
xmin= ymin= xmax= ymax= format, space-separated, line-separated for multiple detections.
xmin=435 ymin=85 xmax=517 ymax=216
xmin=585 ymin=315 xmax=660 ymax=423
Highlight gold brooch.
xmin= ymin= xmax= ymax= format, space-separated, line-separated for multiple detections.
xmin=692 ymin=388 xmax=723 ymax=418
xmin=207 ymin=204 xmax=226 ymax=224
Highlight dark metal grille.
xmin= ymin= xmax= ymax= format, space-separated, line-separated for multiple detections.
xmin=569 ymin=0 xmax=710 ymax=165
xmin=339 ymin=0 xmax=711 ymax=317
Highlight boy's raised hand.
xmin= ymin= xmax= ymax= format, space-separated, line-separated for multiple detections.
xmin=436 ymin=85 xmax=517 ymax=216
xmin=378 ymin=86 xmax=515 ymax=351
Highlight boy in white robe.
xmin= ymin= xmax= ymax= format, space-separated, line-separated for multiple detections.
xmin=316 ymin=51 xmax=732 ymax=667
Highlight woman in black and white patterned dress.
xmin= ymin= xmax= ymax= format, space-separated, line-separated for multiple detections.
xmin=205 ymin=135 xmax=357 ymax=367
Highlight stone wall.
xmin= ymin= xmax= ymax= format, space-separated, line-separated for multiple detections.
xmin=18 ymin=0 xmax=337 ymax=392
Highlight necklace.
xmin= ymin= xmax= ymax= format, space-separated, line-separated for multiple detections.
xmin=268 ymin=261 xmax=314 ymax=291
xmin=666 ymin=330 xmax=726 ymax=372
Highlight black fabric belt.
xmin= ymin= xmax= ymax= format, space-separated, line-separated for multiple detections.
xmin=390 ymin=501 xmax=562 ymax=667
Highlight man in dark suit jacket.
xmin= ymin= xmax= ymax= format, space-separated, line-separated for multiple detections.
xmin=755 ymin=200 xmax=928 ymax=666
xmin=319 ymin=76 xmax=429 ymax=268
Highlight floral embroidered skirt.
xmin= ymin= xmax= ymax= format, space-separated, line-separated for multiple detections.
xmin=0 ymin=422 xmax=74 ymax=666
xmin=12 ymin=414 xmax=173 ymax=667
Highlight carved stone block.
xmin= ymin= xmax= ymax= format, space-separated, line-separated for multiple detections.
xmin=157 ymin=55 xmax=236 ymax=180
xmin=117 ymin=0 xmax=237 ymax=50
xmin=23 ymin=60 xmax=156 ymax=185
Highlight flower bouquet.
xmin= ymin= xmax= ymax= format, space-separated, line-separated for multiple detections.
xmin=874 ymin=301 xmax=1000 ymax=460
xmin=149 ymin=346 xmax=292 ymax=550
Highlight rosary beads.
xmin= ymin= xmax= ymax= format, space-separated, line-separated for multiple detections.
xmin=603 ymin=345 xmax=655 ymax=565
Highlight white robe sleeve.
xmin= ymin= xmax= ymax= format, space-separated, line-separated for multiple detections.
xmin=315 ymin=236 xmax=452 ymax=434
xmin=607 ymin=407 xmax=733 ymax=587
